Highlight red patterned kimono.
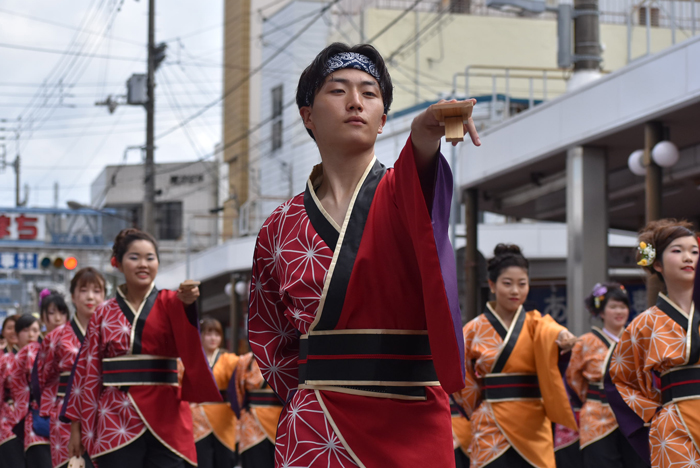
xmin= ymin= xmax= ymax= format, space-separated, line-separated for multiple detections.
xmin=0 ymin=350 xmax=18 ymax=447
xmin=231 ymin=352 xmax=282 ymax=455
xmin=62 ymin=285 xmax=221 ymax=464
xmin=9 ymin=342 xmax=49 ymax=450
xmin=248 ymin=137 xmax=465 ymax=467
xmin=454 ymin=304 xmax=577 ymax=468
xmin=39 ymin=319 xmax=85 ymax=468
xmin=566 ymin=328 xmax=618 ymax=448
xmin=610 ymin=293 xmax=700 ymax=468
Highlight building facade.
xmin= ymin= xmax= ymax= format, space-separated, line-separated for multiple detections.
xmin=90 ymin=160 xmax=219 ymax=265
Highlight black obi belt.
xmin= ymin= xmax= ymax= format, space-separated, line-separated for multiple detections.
xmin=298 ymin=332 xmax=439 ymax=399
xmin=483 ymin=374 xmax=541 ymax=401
xmin=102 ymin=355 xmax=179 ymax=387
xmin=246 ymin=390 xmax=283 ymax=408
xmin=57 ymin=372 xmax=71 ymax=397
xmin=661 ymin=366 xmax=700 ymax=405
xmin=586 ymin=382 xmax=608 ymax=404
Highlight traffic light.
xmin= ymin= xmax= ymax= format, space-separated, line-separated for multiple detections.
xmin=64 ymin=257 xmax=78 ymax=270
xmin=39 ymin=255 xmax=78 ymax=270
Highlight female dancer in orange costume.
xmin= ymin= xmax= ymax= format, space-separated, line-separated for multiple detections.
xmin=610 ymin=219 xmax=700 ymax=468
xmin=454 ymin=244 xmax=578 ymax=468
xmin=567 ymin=282 xmax=645 ymax=467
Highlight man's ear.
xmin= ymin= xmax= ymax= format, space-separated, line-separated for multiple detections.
xmin=300 ymin=107 xmax=315 ymax=132
xmin=377 ymin=113 xmax=387 ymax=134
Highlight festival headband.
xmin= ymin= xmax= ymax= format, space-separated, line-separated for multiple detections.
xmin=304 ymin=52 xmax=381 ymax=107
xmin=637 ymin=241 xmax=656 ymax=267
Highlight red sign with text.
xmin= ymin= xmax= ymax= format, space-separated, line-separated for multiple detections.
xmin=0 ymin=213 xmax=45 ymax=242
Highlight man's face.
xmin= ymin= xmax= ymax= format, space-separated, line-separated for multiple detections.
xmin=301 ymin=68 xmax=386 ymax=151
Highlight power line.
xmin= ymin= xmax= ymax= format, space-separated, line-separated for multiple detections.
xmin=366 ymin=0 xmax=424 ymax=43
xmin=0 ymin=42 xmax=143 ymax=62
xmin=155 ymin=0 xmax=341 ymax=141
xmin=0 ymin=6 xmax=144 ymax=47
xmin=14 ymin=3 xmax=124 ymax=154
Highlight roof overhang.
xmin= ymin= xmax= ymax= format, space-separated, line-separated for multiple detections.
xmin=458 ymin=36 xmax=700 ymax=230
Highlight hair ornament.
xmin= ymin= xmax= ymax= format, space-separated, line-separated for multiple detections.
xmin=637 ymin=241 xmax=656 ymax=266
xmin=110 ymin=257 xmax=118 ymax=268
xmin=39 ymin=289 xmax=52 ymax=307
xmin=592 ymin=283 xmax=607 ymax=309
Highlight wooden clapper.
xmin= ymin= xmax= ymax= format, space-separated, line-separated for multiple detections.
xmin=431 ymin=101 xmax=474 ymax=143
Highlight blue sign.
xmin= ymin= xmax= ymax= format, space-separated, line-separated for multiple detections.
xmin=0 ymin=252 xmax=38 ymax=270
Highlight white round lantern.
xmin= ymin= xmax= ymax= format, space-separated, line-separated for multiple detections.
xmin=628 ymin=150 xmax=646 ymax=176
xmin=652 ymin=141 xmax=680 ymax=168
xmin=224 ymin=282 xmax=233 ymax=297
xmin=234 ymin=281 xmax=248 ymax=297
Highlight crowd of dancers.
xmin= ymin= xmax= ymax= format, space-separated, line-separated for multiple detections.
xmin=1 ymin=41 xmax=698 ymax=468
xmin=0 ymin=229 xmax=281 ymax=468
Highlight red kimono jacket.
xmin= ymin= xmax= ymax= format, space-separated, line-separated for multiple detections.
xmin=9 ymin=341 xmax=49 ymax=450
xmin=0 ymin=349 xmax=18 ymax=447
xmin=39 ymin=319 xmax=86 ymax=468
xmin=248 ymin=137 xmax=465 ymax=468
xmin=62 ymin=285 xmax=221 ymax=464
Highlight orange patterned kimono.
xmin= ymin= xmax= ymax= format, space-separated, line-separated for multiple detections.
xmin=610 ymin=293 xmax=700 ymax=468
xmin=450 ymin=396 xmax=472 ymax=459
xmin=191 ymin=349 xmax=239 ymax=452
xmin=232 ymin=352 xmax=281 ymax=454
xmin=454 ymin=304 xmax=577 ymax=468
xmin=567 ymin=328 xmax=618 ymax=448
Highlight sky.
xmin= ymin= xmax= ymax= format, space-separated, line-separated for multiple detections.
xmin=0 ymin=0 xmax=224 ymax=208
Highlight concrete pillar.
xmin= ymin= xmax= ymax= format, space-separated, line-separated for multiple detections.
xmin=566 ymin=146 xmax=608 ymax=336
xmin=464 ymin=188 xmax=480 ymax=323
xmin=644 ymin=121 xmax=664 ymax=306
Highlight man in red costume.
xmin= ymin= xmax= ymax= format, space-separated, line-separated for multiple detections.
xmin=248 ymin=43 xmax=480 ymax=467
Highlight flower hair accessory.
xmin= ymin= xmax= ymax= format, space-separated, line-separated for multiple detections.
xmin=39 ymin=289 xmax=52 ymax=307
xmin=592 ymin=283 xmax=607 ymax=309
xmin=637 ymin=241 xmax=656 ymax=267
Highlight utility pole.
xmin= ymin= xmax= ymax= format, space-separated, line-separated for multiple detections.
xmin=143 ymin=0 xmax=156 ymax=235
xmin=14 ymin=156 xmax=20 ymax=207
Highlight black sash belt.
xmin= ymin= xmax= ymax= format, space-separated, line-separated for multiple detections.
xmin=102 ymin=356 xmax=179 ymax=387
xmin=298 ymin=333 xmax=438 ymax=398
xmin=57 ymin=372 xmax=70 ymax=398
xmin=247 ymin=390 xmax=283 ymax=408
xmin=483 ymin=374 xmax=541 ymax=401
xmin=661 ymin=367 xmax=700 ymax=405
xmin=586 ymin=383 xmax=608 ymax=404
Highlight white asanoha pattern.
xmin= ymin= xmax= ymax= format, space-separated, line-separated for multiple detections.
xmin=64 ymin=299 xmax=146 ymax=457
xmin=9 ymin=342 xmax=49 ymax=449
xmin=40 ymin=322 xmax=84 ymax=467
xmin=0 ymin=351 xmax=18 ymax=445
xmin=249 ymin=194 xmax=358 ymax=467
xmin=610 ymin=302 xmax=700 ymax=468
xmin=454 ymin=315 xmax=510 ymax=467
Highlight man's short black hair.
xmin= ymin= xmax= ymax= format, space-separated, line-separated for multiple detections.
xmin=296 ymin=43 xmax=393 ymax=140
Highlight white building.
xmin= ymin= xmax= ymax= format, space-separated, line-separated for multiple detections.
xmin=90 ymin=160 xmax=219 ymax=265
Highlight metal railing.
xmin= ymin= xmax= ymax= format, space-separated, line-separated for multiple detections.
xmin=334 ymin=0 xmax=699 ymax=33
xmin=450 ymin=65 xmax=570 ymax=122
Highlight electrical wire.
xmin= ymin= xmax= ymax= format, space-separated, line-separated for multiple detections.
xmin=154 ymin=0 xmax=341 ymax=141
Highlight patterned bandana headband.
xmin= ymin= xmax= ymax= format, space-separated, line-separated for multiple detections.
xmin=304 ymin=52 xmax=381 ymax=107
